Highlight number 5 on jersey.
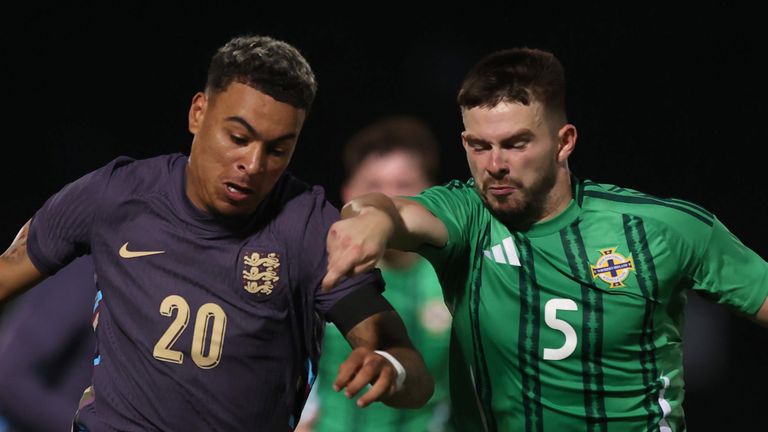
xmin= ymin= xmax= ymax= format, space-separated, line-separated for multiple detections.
xmin=543 ymin=298 xmax=578 ymax=361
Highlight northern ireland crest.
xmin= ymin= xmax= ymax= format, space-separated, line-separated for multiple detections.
xmin=590 ymin=247 xmax=635 ymax=288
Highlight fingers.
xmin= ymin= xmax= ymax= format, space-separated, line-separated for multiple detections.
xmin=322 ymin=219 xmax=386 ymax=291
xmin=355 ymin=364 xmax=395 ymax=408
xmin=332 ymin=349 xmax=396 ymax=408
xmin=322 ymin=257 xmax=378 ymax=291
xmin=333 ymin=348 xmax=366 ymax=392
xmin=322 ymin=223 xmax=355 ymax=291
xmin=343 ymin=354 xmax=388 ymax=399
xmin=322 ymin=245 xmax=377 ymax=293
xmin=320 ymin=269 xmax=345 ymax=292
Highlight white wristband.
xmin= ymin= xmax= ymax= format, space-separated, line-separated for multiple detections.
xmin=374 ymin=350 xmax=406 ymax=392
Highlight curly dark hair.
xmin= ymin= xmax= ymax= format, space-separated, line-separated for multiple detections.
xmin=457 ymin=48 xmax=566 ymax=121
xmin=206 ymin=35 xmax=317 ymax=111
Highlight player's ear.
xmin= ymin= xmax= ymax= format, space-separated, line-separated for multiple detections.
xmin=557 ymin=124 xmax=577 ymax=163
xmin=188 ymin=92 xmax=208 ymax=135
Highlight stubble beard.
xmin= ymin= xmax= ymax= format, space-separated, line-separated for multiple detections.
xmin=479 ymin=167 xmax=558 ymax=231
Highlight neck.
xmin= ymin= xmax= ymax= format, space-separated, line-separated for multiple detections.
xmin=538 ymin=170 xmax=573 ymax=223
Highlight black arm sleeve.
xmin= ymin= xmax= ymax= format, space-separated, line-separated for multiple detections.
xmin=325 ymin=283 xmax=394 ymax=336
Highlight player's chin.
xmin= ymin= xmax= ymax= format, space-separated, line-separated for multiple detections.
xmin=488 ymin=198 xmax=524 ymax=219
xmin=215 ymin=198 xmax=261 ymax=218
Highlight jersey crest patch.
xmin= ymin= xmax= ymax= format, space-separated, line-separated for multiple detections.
xmin=242 ymin=251 xmax=281 ymax=296
xmin=590 ymin=247 xmax=635 ymax=288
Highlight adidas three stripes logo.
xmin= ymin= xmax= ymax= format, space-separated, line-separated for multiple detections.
xmin=483 ymin=236 xmax=520 ymax=266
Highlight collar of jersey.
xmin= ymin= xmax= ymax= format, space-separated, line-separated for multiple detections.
xmin=170 ymin=156 xmax=263 ymax=236
xmin=520 ymin=198 xmax=581 ymax=237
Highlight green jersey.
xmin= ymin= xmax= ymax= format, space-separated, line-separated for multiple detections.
xmin=409 ymin=178 xmax=768 ymax=432
xmin=314 ymin=257 xmax=453 ymax=431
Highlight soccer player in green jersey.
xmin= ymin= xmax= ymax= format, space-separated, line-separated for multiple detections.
xmin=301 ymin=116 xmax=453 ymax=431
xmin=321 ymin=48 xmax=768 ymax=431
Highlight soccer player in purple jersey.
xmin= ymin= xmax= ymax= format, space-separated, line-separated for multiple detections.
xmin=0 ymin=35 xmax=433 ymax=431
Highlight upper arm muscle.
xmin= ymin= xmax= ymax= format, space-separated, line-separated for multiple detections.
xmin=0 ymin=220 xmax=46 ymax=302
xmin=392 ymin=197 xmax=448 ymax=250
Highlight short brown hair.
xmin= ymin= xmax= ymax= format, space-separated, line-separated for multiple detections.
xmin=343 ymin=116 xmax=440 ymax=182
xmin=457 ymin=48 xmax=566 ymax=121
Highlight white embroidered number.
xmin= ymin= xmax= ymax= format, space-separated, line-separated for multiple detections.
xmin=153 ymin=295 xmax=227 ymax=368
xmin=542 ymin=298 xmax=578 ymax=361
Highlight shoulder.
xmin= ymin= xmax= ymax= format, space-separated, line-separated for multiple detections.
xmin=432 ymin=178 xmax=483 ymax=197
xmin=100 ymin=154 xmax=183 ymax=193
xmin=272 ymin=172 xmax=333 ymax=218
xmin=267 ymin=172 xmax=339 ymax=244
xmin=579 ymin=179 xmax=715 ymax=236
xmin=410 ymin=178 xmax=484 ymax=210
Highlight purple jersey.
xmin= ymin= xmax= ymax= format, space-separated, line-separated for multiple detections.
xmin=0 ymin=256 xmax=96 ymax=432
xmin=27 ymin=154 xmax=381 ymax=431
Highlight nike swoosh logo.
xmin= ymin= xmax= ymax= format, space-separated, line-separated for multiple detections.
xmin=119 ymin=242 xmax=165 ymax=258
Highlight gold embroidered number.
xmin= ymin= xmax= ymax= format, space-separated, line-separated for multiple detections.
xmin=152 ymin=295 xmax=227 ymax=369
xmin=152 ymin=295 xmax=189 ymax=364
xmin=191 ymin=303 xmax=227 ymax=369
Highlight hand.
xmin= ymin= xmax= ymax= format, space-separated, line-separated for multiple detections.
xmin=321 ymin=210 xmax=392 ymax=291
xmin=332 ymin=347 xmax=398 ymax=408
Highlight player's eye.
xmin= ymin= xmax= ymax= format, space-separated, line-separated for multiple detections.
xmin=230 ymin=135 xmax=249 ymax=145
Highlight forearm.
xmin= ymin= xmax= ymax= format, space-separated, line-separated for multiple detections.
xmin=344 ymin=310 xmax=434 ymax=408
xmin=341 ymin=193 xmax=405 ymax=248
xmin=341 ymin=193 xmax=445 ymax=251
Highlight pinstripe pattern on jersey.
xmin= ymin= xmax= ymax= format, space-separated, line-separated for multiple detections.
xmin=581 ymin=181 xmax=713 ymax=227
xmin=623 ymin=214 xmax=664 ymax=430
xmin=561 ymin=222 xmax=607 ymax=431
xmin=470 ymin=223 xmax=497 ymax=431
xmin=516 ymin=234 xmax=543 ymax=432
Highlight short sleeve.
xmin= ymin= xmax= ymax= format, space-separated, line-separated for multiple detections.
xmin=691 ymin=218 xmax=768 ymax=315
xmin=405 ymin=180 xmax=482 ymax=269
xmin=27 ymin=157 xmax=130 ymax=275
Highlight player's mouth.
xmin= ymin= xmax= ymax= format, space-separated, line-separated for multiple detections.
xmin=488 ymin=185 xmax=516 ymax=197
xmin=224 ymin=182 xmax=254 ymax=202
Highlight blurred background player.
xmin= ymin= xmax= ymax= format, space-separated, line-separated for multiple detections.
xmin=0 ymin=257 xmax=96 ymax=432
xmin=300 ymin=116 xmax=453 ymax=431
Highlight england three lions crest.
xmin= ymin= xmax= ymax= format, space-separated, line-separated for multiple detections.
xmin=242 ymin=251 xmax=281 ymax=296
xmin=590 ymin=247 xmax=635 ymax=288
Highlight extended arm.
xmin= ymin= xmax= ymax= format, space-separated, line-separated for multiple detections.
xmin=0 ymin=220 xmax=46 ymax=305
xmin=322 ymin=193 xmax=447 ymax=290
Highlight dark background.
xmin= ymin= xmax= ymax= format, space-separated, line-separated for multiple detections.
xmin=2 ymin=4 xmax=765 ymax=429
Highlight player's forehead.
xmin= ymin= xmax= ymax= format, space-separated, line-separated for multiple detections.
xmin=352 ymin=151 xmax=425 ymax=180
